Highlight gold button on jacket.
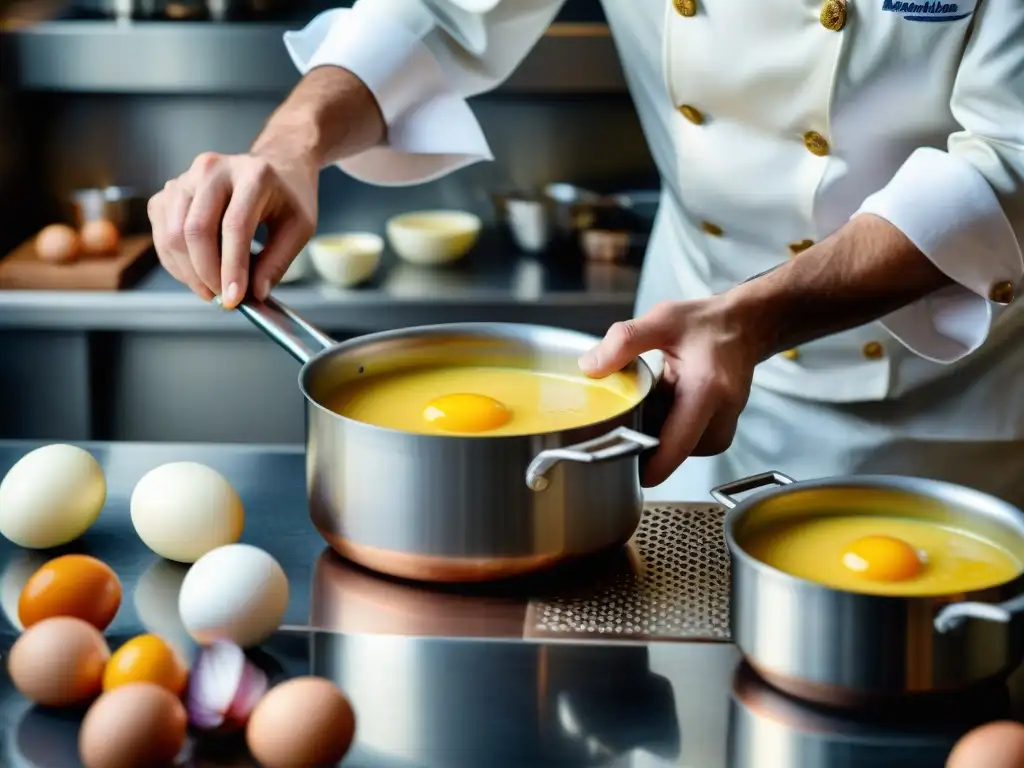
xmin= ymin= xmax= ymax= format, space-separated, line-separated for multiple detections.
xmin=820 ymin=0 xmax=847 ymax=31
xmin=862 ymin=341 xmax=884 ymax=360
xmin=989 ymin=280 xmax=1015 ymax=305
xmin=803 ymin=131 xmax=831 ymax=156
xmin=678 ymin=104 xmax=704 ymax=124
xmin=781 ymin=349 xmax=800 ymax=361
xmin=789 ymin=239 xmax=815 ymax=256
xmin=673 ymin=0 xmax=697 ymax=17
xmin=700 ymin=221 xmax=723 ymax=236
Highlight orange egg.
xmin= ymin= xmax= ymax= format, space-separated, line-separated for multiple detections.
xmin=79 ymin=219 xmax=121 ymax=255
xmin=103 ymin=634 xmax=189 ymax=696
xmin=18 ymin=554 xmax=122 ymax=631
xmin=841 ymin=536 xmax=923 ymax=582
xmin=423 ymin=393 xmax=511 ymax=433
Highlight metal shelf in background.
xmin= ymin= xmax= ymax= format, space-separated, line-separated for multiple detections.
xmin=2 ymin=21 xmax=627 ymax=95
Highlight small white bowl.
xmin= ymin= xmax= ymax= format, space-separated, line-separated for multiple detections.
xmin=279 ymin=245 xmax=312 ymax=284
xmin=386 ymin=210 xmax=482 ymax=266
xmin=308 ymin=233 xmax=384 ymax=288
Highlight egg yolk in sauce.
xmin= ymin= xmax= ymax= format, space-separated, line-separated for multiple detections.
xmin=324 ymin=365 xmax=637 ymax=437
xmin=423 ymin=393 xmax=512 ymax=433
xmin=841 ymin=535 xmax=923 ymax=582
xmin=743 ymin=515 xmax=1022 ymax=596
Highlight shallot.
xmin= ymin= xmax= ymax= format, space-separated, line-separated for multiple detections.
xmin=186 ymin=641 xmax=268 ymax=732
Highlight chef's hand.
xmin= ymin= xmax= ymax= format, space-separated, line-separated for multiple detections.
xmin=580 ymin=299 xmax=758 ymax=487
xmin=148 ymin=149 xmax=318 ymax=307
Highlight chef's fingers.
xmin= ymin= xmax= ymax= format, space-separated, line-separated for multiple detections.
xmin=158 ymin=182 xmax=212 ymax=301
xmin=691 ymin=401 xmax=743 ymax=458
xmin=148 ymin=191 xmax=185 ymax=283
xmin=579 ymin=301 xmax=677 ymax=378
xmin=183 ymin=173 xmax=232 ymax=296
xmin=220 ymin=172 xmax=272 ymax=309
xmin=164 ymin=181 xmax=194 ymax=262
xmin=251 ymin=215 xmax=314 ymax=301
xmin=642 ymin=383 xmax=714 ymax=487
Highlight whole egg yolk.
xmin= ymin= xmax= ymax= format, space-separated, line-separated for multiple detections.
xmin=423 ymin=393 xmax=511 ymax=433
xmin=842 ymin=535 xmax=924 ymax=582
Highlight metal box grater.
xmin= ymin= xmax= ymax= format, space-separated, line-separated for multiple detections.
xmin=528 ymin=505 xmax=732 ymax=642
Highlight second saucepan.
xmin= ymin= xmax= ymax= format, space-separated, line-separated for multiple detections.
xmin=234 ymin=295 xmax=662 ymax=583
xmin=713 ymin=472 xmax=1024 ymax=707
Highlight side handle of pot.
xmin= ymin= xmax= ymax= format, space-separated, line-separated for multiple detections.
xmin=231 ymin=288 xmax=336 ymax=364
xmin=934 ymin=592 xmax=1024 ymax=634
xmin=525 ymin=427 xmax=659 ymax=492
xmin=710 ymin=471 xmax=796 ymax=509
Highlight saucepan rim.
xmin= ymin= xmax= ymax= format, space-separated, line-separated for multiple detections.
xmin=295 ymin=320 xmax=661 ymax=442
xmin=719 ymin=473 xmax=1024 ymax=602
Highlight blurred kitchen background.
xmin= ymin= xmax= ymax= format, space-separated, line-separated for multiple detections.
xmin=0 ymin=0 xmax=658 ymax=444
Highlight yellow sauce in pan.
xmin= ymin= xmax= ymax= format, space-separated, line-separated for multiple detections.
xmin=743 ymin=515 xmax=1022 ymax=596
xmin=322 ymin=365 xmax=638 ymax=437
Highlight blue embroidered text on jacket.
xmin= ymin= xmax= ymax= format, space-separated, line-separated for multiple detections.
xmin=882 ymin=0 xmax=972 ymax=21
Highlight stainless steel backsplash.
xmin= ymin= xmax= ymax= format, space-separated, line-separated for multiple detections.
xmin=8 ymin=92 xmax=655 ymax=243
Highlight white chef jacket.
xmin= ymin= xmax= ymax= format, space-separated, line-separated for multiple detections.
xmin=281 ymin=0 xmax=1024 ymax=502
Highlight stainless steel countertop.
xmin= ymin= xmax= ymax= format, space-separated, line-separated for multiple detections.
xmin=0 ymin=245 xmax=639 ymax=332
xmin=0 ymin=440 xmax=1019 ymax=767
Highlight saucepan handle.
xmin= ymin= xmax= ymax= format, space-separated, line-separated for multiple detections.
xmin=934 ymin=592 xmax=1024 ymax=634
xmin=226 ymin=266 xmax=336 ymax=364
xmin=525 ymin=427 xmax=660 ymax=492
xmin=710 ymin=471 xmax=796 ymax=509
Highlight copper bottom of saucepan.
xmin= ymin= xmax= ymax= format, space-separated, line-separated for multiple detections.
xmin=733 ymin=661 xmax=1013 ymax=731
xmin=310 ymin=549 xmax=530 ymax=638
xmin=320 ymin=529 xmax=594 ymax=583
xmin=747 ymin=658 xmax=1009 ymax=710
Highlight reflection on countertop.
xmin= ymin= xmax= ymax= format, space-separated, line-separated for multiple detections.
xmin=0 ymin=235 xmax=639 ymax=332
xmin=1 ymin=440 xmax=1021 ymax=768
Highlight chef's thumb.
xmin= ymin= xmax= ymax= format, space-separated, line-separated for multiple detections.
xmin=579 ymin=315 xmax=663 ymax=378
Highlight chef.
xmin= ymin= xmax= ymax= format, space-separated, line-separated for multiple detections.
xmin=148 ymin=0 xmax=1024 ymax=504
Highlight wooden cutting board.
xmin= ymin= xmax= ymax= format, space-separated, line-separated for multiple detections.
xmin=0 ymin=233 xmax=156 ymax=290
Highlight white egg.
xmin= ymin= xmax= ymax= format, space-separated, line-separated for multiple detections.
xmin=0 ymin=444 xmax=106 ymax=549
xmin=178 ymin=544 xmax=289 ymax=648
xmin=130 ymin=462 xmax=245 ymax=564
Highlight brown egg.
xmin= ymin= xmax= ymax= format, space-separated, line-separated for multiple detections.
xmin=947 ymin=721 xmax=1024 ymax=768
xmin=79 ymin=682 xmax=188 ymax=768
xmin=80 ymin=219 xmax=121 ymax=255
xmin=7 ymin=616 xmax=110 ymax=707
xmin=246 ymin=676 xmax=356 ymax=768
xmin=35 ymin=224 xmax=80 ymax=263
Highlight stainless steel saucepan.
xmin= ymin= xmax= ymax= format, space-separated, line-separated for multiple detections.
xmin=712 ymin=472 xmax=1024 ymax=707
xmin=234 ymin=295 xmax=662 ymax=582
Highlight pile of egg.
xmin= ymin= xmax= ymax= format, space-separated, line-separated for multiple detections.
xmin=0 ymin=444 xmax=355 ymax=768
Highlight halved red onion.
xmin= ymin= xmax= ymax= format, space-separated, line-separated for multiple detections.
xmin=187 ymin=641 xmax=268 ymax=732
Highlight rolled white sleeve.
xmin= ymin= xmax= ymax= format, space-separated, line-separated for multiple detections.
xmin=282 ymin=0 xmax=563 ymax=187
xmin=853 ymin=0 xmax=1024 ymax=364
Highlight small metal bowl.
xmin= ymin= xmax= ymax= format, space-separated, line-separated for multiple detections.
xmin=70 ymin=186 xmax=147 ymax=233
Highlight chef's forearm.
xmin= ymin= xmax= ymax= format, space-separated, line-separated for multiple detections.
xmin=250 ymin=66 xmax=385 ymax=169
xmin=726 ymin=214 xmax=953 ymax=361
